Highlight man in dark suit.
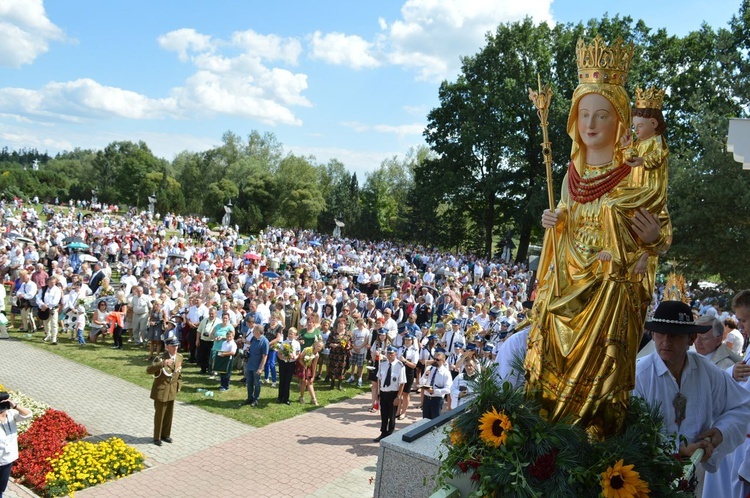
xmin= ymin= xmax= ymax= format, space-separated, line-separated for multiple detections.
xmin=146 ymin=337 xmax=183 ymax=446
xmin=88 ymin=262 xmax=104 ymax=294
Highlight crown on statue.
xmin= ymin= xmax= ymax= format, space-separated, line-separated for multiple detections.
xmin=634 ymin=87 xmax=665 ymax=110
xmin=576 ymin=36 xmax=635 ymax=86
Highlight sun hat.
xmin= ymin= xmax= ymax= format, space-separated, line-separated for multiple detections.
xmin=645 ymin=301 xmax=712 ymax=335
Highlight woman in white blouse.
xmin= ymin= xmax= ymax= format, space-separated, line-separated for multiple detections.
xmin=0 ymin=392 xmax=32 ymax=496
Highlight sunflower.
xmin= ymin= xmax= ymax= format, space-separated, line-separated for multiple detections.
xmin=601 ymin=459 xmax=651 ymax=498
xmin=478 ymin=407 xmax=512 ymax=447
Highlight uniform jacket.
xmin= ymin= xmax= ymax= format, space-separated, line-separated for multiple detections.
xmin=147 ymin=352 xmax=183 ymax=402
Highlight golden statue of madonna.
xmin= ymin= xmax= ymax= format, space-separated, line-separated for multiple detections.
xmin=524 ymin=37 xmax=672 ymax=438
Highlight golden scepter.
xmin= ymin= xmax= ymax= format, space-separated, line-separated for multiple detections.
xmin=528 ymin=74 xmax=559 ymax=297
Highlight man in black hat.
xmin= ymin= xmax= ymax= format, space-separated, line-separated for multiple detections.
xmin=146 ymin=337 xmax=183 ymax=446
xmin=374 ymin=345 xmax=406 ymax=442
xmin=634 ymin=300 xmax=750 ymax=480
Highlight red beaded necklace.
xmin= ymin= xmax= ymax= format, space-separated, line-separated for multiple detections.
xmin=567 ymin=161 xmax=631 ymax=204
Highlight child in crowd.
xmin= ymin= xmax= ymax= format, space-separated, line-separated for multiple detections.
xmin=75 ymin=305 xmax=86 ymax=345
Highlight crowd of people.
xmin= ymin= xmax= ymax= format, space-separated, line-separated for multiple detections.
xmin=0 ymin=202 xmax=536 ymax=434
xmin=3 ymin=201 xmax=750 ymax=497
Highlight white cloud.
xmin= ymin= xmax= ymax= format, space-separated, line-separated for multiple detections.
xmin=382 ymin=0 xmax=554 ymax=81
xmin=160 ymin=28 xmax=311 ymax=124
xmin=0 ymin=0 xmax=66 ymax=67
xmin=232 ymin=29 xmax=302 ymax=64
xmin=157 ymin=28 xmax=215 ymax=62
xmin=0 ymin=79 xmax=177 ymax=121
xmin=0 ymin=27 xmax=310 ymax=130
xmin=342 ymin=121 xmax=424 ymax=138
xmin=310 ymin=31 xmax=380 ymax=69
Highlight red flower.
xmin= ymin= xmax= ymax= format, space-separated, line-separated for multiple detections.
xmin=529 ymin=449 xmax=559 ymax=481
xmin=470 ymin=471 xmax=481 ymax=482
xmin=457 ymin=461 xmax=469 ymax=473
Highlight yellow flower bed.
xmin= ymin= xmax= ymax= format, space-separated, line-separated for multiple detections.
xmin=45 ymin=437 xmax=144 ymax=497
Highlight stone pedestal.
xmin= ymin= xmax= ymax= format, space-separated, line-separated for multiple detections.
xmin=373 ymin=418 xmax=445 ymax=498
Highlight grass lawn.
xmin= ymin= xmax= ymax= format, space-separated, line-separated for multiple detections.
xmin=9 ymin=327 xmax=371 ymax=427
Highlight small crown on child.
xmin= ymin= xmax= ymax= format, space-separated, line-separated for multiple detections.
xmin=634 ymin=87 xmax=665 ymax=110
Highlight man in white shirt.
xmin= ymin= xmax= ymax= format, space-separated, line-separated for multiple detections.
xmin=130 ymin=286 xmax=152 ymax=346
xmin=705 ymin=290 xmax=750 ymax=498
xmin=37 ymin=276 xmax=63 ymax=344
xmin=634 ymin=300 xmax=750 ymax=495
xmin=382 ymin=308 xmax=398 ymax=342
xmin=119 ymin=267 xmax=138 ymax=296
xmin=419 ymin=352 xmax=452 ymax=419
xmin=184 ymin=296 xmax=208 ymax=363
xmin=374 ymin=346 xmax=406 ymax=442
xmin=423 ymin=267 xmax=435 ymax=285
xmin=442 ymin=319 xmax=465 ymax=356
xmin=17 ymin=270 xmax=38 ymax=333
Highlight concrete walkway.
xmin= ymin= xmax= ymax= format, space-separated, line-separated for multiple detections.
xmin=0 ymin=339 xmax=420 ymax=497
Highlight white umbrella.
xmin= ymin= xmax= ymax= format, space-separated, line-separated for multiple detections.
xmin=79 ymin=254 xmax=99 ymax=263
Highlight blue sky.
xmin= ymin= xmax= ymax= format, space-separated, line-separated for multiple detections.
xmin=0 ymin=0 xmax=742 ymax=177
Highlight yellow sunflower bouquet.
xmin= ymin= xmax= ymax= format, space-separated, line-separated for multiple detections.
xmin=438 ymin=368 xmax=689 ymax=497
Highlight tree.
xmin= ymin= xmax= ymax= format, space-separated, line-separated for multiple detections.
xmin=93 ymin=141 xmax=161 ymax=206
xmin=424 ymin=18 xmax=563 ymax=259
xmin=276 ymin=154 xmax=325 ymax=228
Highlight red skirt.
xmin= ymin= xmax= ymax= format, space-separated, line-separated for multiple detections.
xmin=295 ymin=362 xmax=315 ymax=381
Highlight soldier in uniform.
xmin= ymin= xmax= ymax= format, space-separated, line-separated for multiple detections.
xmin=146 ymin=337 xmax=183 ymax=446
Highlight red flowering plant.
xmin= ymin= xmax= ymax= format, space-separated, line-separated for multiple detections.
xmin=12 ymin=409 xmax=88 ymax=493
xmin=437 ymin=369 xmax=690 ymax=497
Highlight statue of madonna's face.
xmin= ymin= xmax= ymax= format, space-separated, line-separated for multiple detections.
xmin=577 ymin=93 xmax=618 ymax=154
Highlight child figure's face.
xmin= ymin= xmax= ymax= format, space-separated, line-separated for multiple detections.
xmin=633 ymin=116 xmax=658 ymax=141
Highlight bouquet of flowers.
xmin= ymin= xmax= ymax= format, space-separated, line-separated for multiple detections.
xmin=339 ymin=337 xmax=349 ymax=349
xmin=438 ymin=368 xmax=691 ymax=498
xmin=301 ymin=346 xmax=315 ymax=366
xmin=277 ymin=342 xmax=295 ymax=362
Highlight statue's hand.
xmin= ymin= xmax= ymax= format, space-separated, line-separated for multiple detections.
xmin=597 ymin=251 xmax=612 ymax=262
xmin=541 ymin=209 xmax=560 ymax=229
xmin=631 ymin=208 xmax=659 ymax=244
xmin=634 ymin=253 xmax=649 ymax=275
xmin=620 ymin=134 xmax=633 ymax=147
xmin=625 ymin=157 xmax=644 ymax=168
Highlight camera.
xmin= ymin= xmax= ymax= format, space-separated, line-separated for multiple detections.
xmin=0 ymin=392 xmax=11 ymax=411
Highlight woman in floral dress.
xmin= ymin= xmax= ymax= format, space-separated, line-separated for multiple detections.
xmin=326 ymin=319 xmax=352 ymax=390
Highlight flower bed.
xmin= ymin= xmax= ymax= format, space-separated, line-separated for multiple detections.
xmin=2 ymin=383 xmax=144 ymax=497
xmin=46 ymin=438 xmax=145 ymax=497
xmin=13 ymin=409 xmax=88 ymax=492
xmin=439 ymin=371 xmax=691 ymax=498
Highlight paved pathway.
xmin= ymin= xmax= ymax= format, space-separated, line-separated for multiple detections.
xmin=0 ymin=339 xmax=420 ymax=497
